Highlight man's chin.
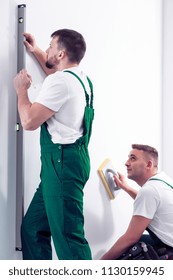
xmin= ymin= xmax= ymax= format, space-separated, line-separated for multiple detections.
xmin=45 ymin=62 xmax=54 ymax=69
xmin=127 ymin=172 xmax=132 ymax=179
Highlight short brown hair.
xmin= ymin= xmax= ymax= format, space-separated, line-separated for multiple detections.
xmin=132 ymin=144 xmax=158 ymax=167
xmin=51 ymin=29 xmax=86 ymax=64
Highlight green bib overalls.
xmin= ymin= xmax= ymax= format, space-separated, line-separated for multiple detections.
xmin=21 ymin=71 xmax=94 ymax=260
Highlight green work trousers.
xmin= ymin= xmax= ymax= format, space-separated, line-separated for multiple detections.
xmin=21 ymin=124 xmax=92 ymax=259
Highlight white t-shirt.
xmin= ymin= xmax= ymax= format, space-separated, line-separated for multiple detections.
xmin=133 ymin=171 xmax=173 ymax=247
xmin=35 ymin=66 xmax=91 ymax=144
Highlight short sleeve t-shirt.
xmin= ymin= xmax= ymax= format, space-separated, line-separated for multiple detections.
xmin=133 ymin=172 xmax=173 ymax=246
xmin=35 ymin=66 xmax=91 ymax=144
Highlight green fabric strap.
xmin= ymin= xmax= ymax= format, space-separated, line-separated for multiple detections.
xmin=64 ymin=70 xmax=93 ymax=108
xmin=149 ymin=178 xmax=173 ymax=189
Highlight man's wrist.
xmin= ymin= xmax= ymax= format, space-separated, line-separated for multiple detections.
xmin=16 ymin=88 xmax=28 ymax=97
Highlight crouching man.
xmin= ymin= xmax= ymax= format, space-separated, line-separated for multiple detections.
xmin=101 ymin=144 xmax=173 ymax=260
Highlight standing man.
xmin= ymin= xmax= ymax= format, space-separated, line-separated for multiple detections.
xmin=13 ymin=29 xmax=94 ymax=260
xmin=101 ymin=144 xmax=173 ymax=259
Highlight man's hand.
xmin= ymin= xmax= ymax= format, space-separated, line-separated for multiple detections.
xmin=114 ymin=172 xmax=138 ymax=199
xmin=22 ymin=32 xmax=54 ymax=76
xmin=23 ymin=32 xmax=37 ymax=53
xmin=114 ymin=172 xmax=129 ymax=190
xmin=13 ymin=69 xmax=32 ymax=94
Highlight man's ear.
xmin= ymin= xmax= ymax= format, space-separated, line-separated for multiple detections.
xmin=146 ymin=160 xmax=153 ymax=169
xmin=58 ymin=50 xmax=65 ymax=59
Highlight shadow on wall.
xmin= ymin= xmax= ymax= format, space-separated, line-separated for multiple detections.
xmin=0 ymin=82 xmax=20 ymax=260
xmin=0 ymin=65 xmax=12 ymax=259
xmin=0 ymin=186 xmax=7 ymax=259
xmin=0 ymin=175 xmax=22 ymax=259
xmin=84 ymin=180 xmax=116 ymax=259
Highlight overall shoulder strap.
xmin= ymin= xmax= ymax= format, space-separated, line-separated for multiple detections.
xmin=149 ymin=178 xmax=173 ymax=189
xmin=64 ymin=70 xmax=93 ymax=108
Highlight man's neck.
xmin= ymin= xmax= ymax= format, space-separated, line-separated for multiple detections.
xmin=55 ymin=62 xmax=79 ymax=71
xmin=139 ymin=171 xmax=158 ymax=187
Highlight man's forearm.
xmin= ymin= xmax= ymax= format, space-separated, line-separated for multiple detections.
xmin=100 ymin=215 xmax=150 ymax=260
xmin=17 ymin=91 xmax=32 ymax=130
xmin=100 ymin=234 xmax=137 ymax=260
xmin=124 ymin=186 xmax=138 ymax=199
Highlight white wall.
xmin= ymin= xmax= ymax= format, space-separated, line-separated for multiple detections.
xmin=0 ymin=0 xmax=162 ymax=259
xmin=162 ymin=0 xmax=173 ymax=176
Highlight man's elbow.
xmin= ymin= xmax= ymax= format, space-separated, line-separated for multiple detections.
xmin=129 ymin=235 xmax=140 ymax=245
xmin=22 ymin=118 xmax=39 ymax=131
xmin=124 ymin=234 xmax=141 ymax=248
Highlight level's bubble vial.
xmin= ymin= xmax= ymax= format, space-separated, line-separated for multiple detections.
xmin=18 ymin=17 xmax=24 ymax=23
xmin=16 ymin=123 xmax=20 ymax=131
